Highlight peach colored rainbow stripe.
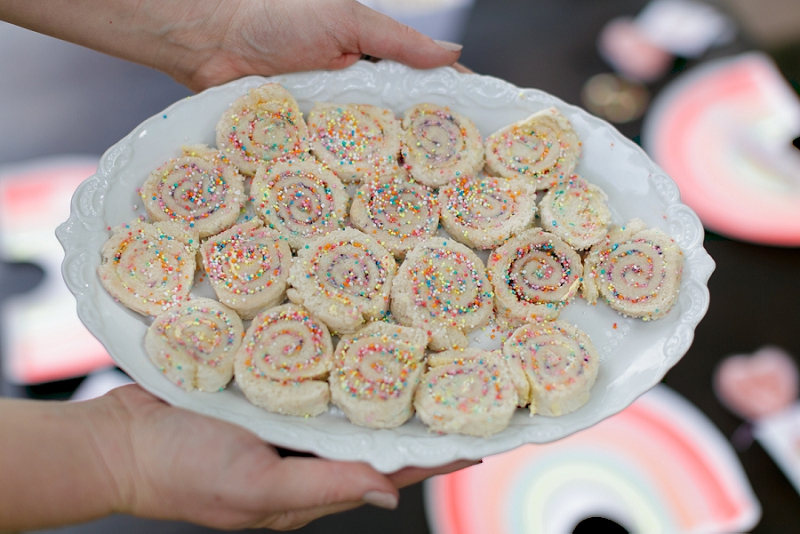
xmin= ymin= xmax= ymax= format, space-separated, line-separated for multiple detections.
xmin=426 ymin=386 xmax=759 ymax=533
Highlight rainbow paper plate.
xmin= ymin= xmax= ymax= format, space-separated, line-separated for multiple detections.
xmin=643 ymin=52 xmax=800 ymax=246
xmin=425 ymin=385 xmax=760 ymax=533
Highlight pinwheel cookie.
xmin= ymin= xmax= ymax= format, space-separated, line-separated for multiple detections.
xmin=287 ymin=228 xmax=397 ymax=335
xmin=145 ymin=298 xmax=243 ymax=392
xmin=539 ymin=174 xmax=611 ymax=250
xmin=235 ymin=303 xmax=334 ymax=417
xmin=400 ymin=103 xmax=484 ymax=187
xmin=199 ymin=220 xmax=292 ymax=320
xmin=414 ymin=348 xmax=518 ymax=437
xmin=329 ymin=322 xmax=428 ymax=429
xmin=503 ymin=321 xmax=599 ymax=416
xmin=140 ymin=144 xmax=245 ymax=238
xmin=582 ymin=219 xmax=683 ymax=320
xmin=485 ymin=107 xmax=581 ymax=190
xmin=98 ymin=220 xmax=198 ymax=316
xmin=251 ymin=157 xmax=348 ymax=251
xmin=350 ymin=173 xmax=440 ymax=259
xmin=215 ymin=83 xmax=310 ymax=175
xmin=488 ymin=229 xmax=583 ymax=329
xmin=391 ymin=238 xmax=493 ymax=351
xmin=439 ymin=172 xmax=537 ymax=249
xmin=307 ymin=102 xmax=402 ymax=183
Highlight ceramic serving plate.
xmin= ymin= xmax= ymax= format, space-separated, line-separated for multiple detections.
xmin=57 ymin=61 xmax=714 ymax=473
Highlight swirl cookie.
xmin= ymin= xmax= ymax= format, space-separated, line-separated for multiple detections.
xmin=439 ymin=173 xmax=537 ymax=249
xmin=145 ymin=297 xmax=243 ymax=392
xmin=98 ymin=220 xmax=198 ymax=316
xmin=485 ymin=107 xmax=581 ymax=190
xmin=488 ymin=229 xmax=583 ymax=329
xmin=140 ymin=145 xmax=245 ymax=238
xmin=539 ymin=174 xmax=611 ymax=250
xmin=287 ymin=228 xmax=397 ymax=334
xmin=414 ymin=348 xmax=518 ymax=437
xmin=215 ymin=83 xmax=310 ymax=175
xmin=234 ymin=303 xmax=334 ymax=417
xmin=199 ymin=220 xmax=292 ymax=320
xmin=502 ymin=321 xmax=599 ymax=416
xmin=307 ymin=102 xmax=402 ymax=183
xmin=251 ymin=157 xmax=348 ymax=251
xmin=582 ymin=219 xmax=683 ymax=320
xmin=391 ymin=238 xmax=493 ymax=351
xmin=400 ymin=103 xmax=484 ymax=187
xmin=350 ymin=173 xmax=440 ymax=259
xmin=329 ymin=322 xmax=428 ymax=428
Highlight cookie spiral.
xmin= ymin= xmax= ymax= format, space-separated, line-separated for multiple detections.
xmin=400 ymin=103 xmax=484 ymax=187
xmin=235 ymin=303 xmax=334 ymax=417
xmin=199 ymin=220 xmax=292 ymax=320
xmin=488 ymin=229 xmax=583 ymax=329
xmin=485 ymin=107 xmax=581 ymax=190
xmin=145 ymin=297 xmax=243 ymax=392
xmin=329 ymin=322 xmax=428 ymax=428
xmin=439 ymin=173 xmax=537 ymax=249
xmin=140 ymin=145 xmax=245 ymax=238
xmin=287 ymin=228 xmax=397 ymax=334
xmin=414 ymin=348 xmax=518 ymax=437
xmin=391 ymin=238 xmax=493 ymax=351
xmin=539 ymin=174 xmax=611 ymax=250
xmin=98 ymin=220 xmax=198 ymax=316
xmin=307 ymin=103 xmax=401 ymax=183
xmin=350 ymin=173 xmax=440 ymax=259
xmin=582 ymin=219 xmax=683 ymax=320
xmin=502 ymin=320 xmax=599 ymax=416
xmin=215 ymin=83 xmax=310 ymax=175
xmin=251 ymin=157 xmax=348 ymax=251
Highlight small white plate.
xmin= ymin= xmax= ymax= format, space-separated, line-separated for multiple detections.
xmin=57 ymin=61 xmax=714 ymax=473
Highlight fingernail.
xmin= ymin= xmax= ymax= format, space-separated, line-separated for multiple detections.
xmin=362 ymin=490 xmax=399 ymax=510
xmin=434 ymin=40 xmax=463 ymax=52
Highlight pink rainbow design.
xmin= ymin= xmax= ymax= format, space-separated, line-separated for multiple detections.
xmin=425 ymin=386 xmax=760 ymax=533
xmin=645 ymin=53 xmax=800 ymax=245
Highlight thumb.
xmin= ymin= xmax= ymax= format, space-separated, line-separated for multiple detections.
xmin=351 ymin=2 xmax=462 ymax=68
xmin=263 ymin=457 xmax=399 ymax=511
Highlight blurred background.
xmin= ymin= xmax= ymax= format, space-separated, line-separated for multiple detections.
xmin=2 ymin=0 xmax=800 ymax=532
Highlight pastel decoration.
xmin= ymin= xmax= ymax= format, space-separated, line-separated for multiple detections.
xmin=753 ymin=403 xmax=800 ymax=497
xmin=643 ymin=52 xmax=800 ymax=245
xmin=425 ymin=385 xmax=760 ymax=534
xmin=0 ymin=158 xmax=113 ymax=384
xmin=713 ymin=346 xmax=799 ymax=421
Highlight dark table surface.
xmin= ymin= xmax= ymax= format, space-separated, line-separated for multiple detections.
xmin=2 ymin=1 xmax=800 ymax=532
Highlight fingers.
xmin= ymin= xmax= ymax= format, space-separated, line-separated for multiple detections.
xmin=389 ymin=459 xmax=482 ymax=488
xmin=451 ymin=62 xmax=475 ymax=74
xmin=351 ymin=2 xmax=461 ymax=69
xmin=260 ymin=457 xmax=399 ymax=513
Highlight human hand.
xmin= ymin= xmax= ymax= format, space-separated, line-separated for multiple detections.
xmin=93 ymin=385 xmax=476 ymax=531
xmin=1 ymin=0 xmax=462 ymax=92
xmin=176 ymin=0 xmax=464 ymax=91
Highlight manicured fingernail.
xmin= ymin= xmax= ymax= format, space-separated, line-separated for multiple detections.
xmin=434 ymin=40 xmax=463 ymax=52
xmin=362 ymin=490 xmax=399 ymax=510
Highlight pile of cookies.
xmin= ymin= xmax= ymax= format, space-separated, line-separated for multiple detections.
xmin=97 ymin=83 xmax=684 ymax=437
